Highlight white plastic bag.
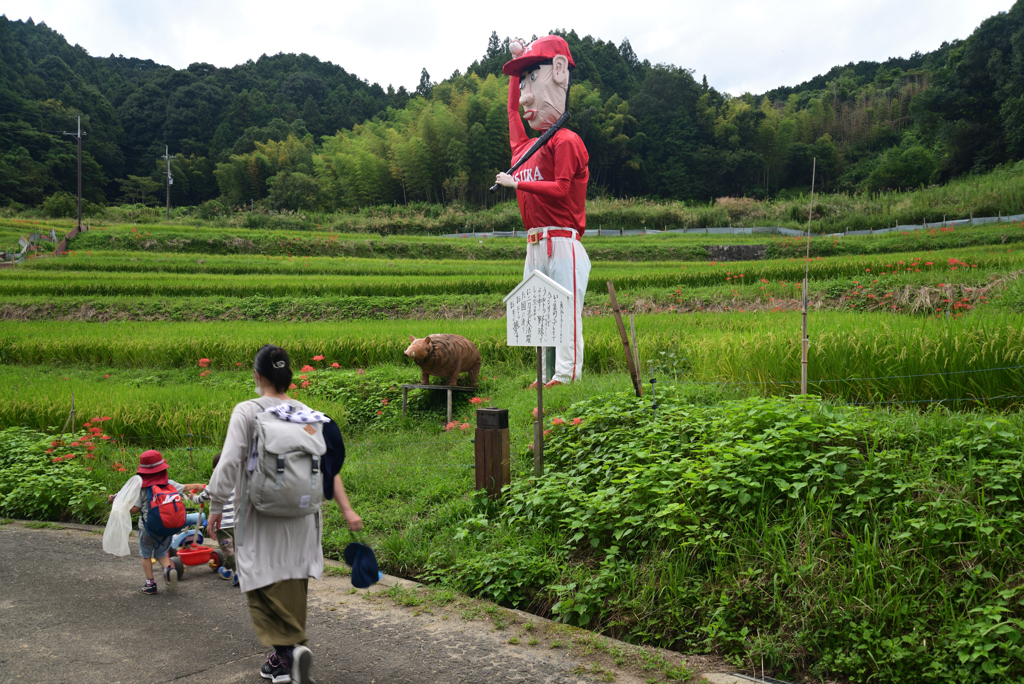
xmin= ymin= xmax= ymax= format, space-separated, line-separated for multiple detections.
xmin=103 ymin=475 xmax=142 ymax=556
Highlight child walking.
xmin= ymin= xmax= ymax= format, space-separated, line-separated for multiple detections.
xmin=190 ymin=454 xmax=239 ymax=586
xmin=105 ymin=450 xmax=206 ymax=595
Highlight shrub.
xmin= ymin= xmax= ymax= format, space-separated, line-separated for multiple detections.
xmin=0 ymin=427 xmax=108 ymax=523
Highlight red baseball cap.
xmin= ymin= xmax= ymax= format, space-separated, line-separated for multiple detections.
xmin=502 ymin=35 xmax=576 ymax=76
xmin=137 ymin=450 xmax=168 ymax=474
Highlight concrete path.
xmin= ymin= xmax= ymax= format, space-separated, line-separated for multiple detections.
xmin=0 ymin=522 xmax=735 ymax=684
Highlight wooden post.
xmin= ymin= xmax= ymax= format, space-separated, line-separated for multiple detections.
xmin=607 ymin=282 xmax=642 ymax=397
xmin=187 ymin=417 xmax=194 ymax=468
xmin=534 ymin=346 xmax=544 ymax=476
xmin=630 ymin=314 xmax=640 ymax=377
xmin=475 ymin=408 xmax=510 ymax=499
xmin=446 ymin=389 xmax=453 ymax=425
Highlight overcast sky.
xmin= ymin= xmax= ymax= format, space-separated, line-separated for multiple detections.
xmin=3 ymin=0 xmax=1015 ymax=96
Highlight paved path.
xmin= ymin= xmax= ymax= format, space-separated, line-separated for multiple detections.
xmin=0 ymin=523 xmax=737 ymax=684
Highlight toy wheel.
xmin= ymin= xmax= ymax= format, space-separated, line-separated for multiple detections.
xmin=172 ymin=556 xmax=184 ymax=578
xmin=168 ymin=547 xmax=177 ymax=558
xmin=209 ymin=550 xmax=224 ymax=570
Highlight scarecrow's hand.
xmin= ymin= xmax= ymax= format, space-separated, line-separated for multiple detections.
xmin=495 ymin=172 xmax=517 ymax=189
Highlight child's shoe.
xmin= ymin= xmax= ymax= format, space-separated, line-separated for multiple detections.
xmin=232 ymin=572 xmax=239 ymax=588
xmin=141 ymin=579 xmax=158 ymax=595
xmin=163 ymin=564 xmax=179 ymax=593
xmin=217 ymin=566 xmax=233 ymax=581
xmin=259 ymin=652 xmax=290 ymax=683
xmin=291 ymin=645 xmax=312 ymax=684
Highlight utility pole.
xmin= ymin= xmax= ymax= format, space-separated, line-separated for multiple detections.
xmin=62 ymin=116 xmax=86 ymax=229
xmin=160 ymin=145 xmax=176 ymax=220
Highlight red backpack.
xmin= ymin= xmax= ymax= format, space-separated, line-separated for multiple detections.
xmin=143 ymin=484 xmax=186 ymax=538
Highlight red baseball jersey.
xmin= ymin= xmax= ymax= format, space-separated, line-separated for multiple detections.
xmin=508 ymin=77 xmax=589 ymax=234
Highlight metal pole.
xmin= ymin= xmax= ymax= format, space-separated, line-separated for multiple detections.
xmin=801 ymin=158 xmax=816 ymax=396
xmin=534 ymin=346 xmax=544 ymax=477
xmin=76 ymin=116 xmax=82 ymax=229
xmin=166 ymin=145 xmax=171 ymax=221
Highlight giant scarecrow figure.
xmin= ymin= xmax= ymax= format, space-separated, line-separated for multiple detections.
xmin=495 ymin=35 xmax=590 ymax=388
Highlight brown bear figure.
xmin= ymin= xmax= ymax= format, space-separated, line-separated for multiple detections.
xmin=404 ymin=334 xmax=482 ymax=386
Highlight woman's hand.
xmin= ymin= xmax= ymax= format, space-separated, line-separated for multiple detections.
xmin=494 ymin=172 xmax=518 ymax=189
xmin=344 ymin=510 xmax=363 ymax=532
xmin=207 ymin=512 xmax=222 ymax=538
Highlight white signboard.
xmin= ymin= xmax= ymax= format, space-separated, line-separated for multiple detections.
xmin=503 ymin=270 xmax=573 ymax=347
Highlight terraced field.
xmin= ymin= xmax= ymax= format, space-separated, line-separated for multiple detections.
xmin=4 ymin=215 xmax=1024 ymax=683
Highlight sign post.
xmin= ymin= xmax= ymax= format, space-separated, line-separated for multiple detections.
xmin=503 ymin=271 xmax=574 ymax=476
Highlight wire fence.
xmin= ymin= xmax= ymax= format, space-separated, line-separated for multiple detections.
xmin=437 ymin=212 xmax=1024 ymax=240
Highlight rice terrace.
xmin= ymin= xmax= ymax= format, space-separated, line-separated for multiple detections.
xmin=5 ymin=5 xmax=1024 ymax=684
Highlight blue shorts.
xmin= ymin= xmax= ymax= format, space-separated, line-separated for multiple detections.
xmin=138 ymin=529 xmax=174 ymax=559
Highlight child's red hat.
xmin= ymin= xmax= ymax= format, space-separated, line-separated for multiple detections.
xmin=137 ymin=450 xmax=168 ymax=474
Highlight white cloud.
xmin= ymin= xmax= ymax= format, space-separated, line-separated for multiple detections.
xmin=3 ymin=0 xmax=1014 ymax=94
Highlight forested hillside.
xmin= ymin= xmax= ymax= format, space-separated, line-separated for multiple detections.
xmin=2 ymin=2 xmax=1024 ymax=213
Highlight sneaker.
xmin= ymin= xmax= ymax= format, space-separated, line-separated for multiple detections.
xmin=163 ymin=564 xmax=179 ymax=594
xmin=141 ymin=580 xmax=158 ymax=595
xmin=232 ymin=572 xmax=240 ymax=588
xmin=217 ymin=566 xmax=233 ymax=581
xmin=291 ymin=645 xmax=312 ymax=684
xmin=260 ymin=653 xmax=291 ymax=683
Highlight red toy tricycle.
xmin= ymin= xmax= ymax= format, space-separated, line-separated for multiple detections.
xmin=168 ymin=502 xmax=224 ymax=579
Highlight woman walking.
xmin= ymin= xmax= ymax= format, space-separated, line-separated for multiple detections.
xmin=206 ymin=344 xmax=362 ymax=684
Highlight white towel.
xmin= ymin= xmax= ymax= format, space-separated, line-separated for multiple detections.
xmin=103 ymin=475 xmax=142 ymax=556
xmin=263 ymin=403 xmax=331 ymax=424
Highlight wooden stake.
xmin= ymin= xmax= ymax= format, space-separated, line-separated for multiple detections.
xmin=629 ymin=314 xmax=640 ymax=378
xmin=607 ymin=282 xmax=642 ymax=397
xmin=534 ymin=346 xmax=544 ymax=476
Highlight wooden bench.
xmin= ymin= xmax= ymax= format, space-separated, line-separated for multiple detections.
xmin=400 ymin=384 xmax=477 ymax=424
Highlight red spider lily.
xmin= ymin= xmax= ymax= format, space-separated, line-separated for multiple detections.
xmin=312 ymin=355 xmax=325 ymax=361
xmin=483 ymin=397 xmax=491 ymax=402
xmin=531 ymin=408 xmax=547 ymax=417
xmin=85 ymin=466 xmax=92 ymax=471
xmin=236 ymin=362 xmax=243 ymax=366
xmin=469 ymin=397 xmax=484 ymax=405
xmin=357 ymin=369 xmax=365 ymax=375
xmin=52 ymin=457 xmax=64 ymax=463
xmin=65 ymin=454 xmax=76 ymax=460
xmin=301 ymin=381 xmax=310 ymax=389
xmin=289 ymin=383 xmax=297 ymax=390
xmin=301 ymin=365 xmax=315 ymax=372
xmin=200 ymin=370 xmax=209 ymax=377
xmin=104 ymin=374 xmax=110 ymax=379
xmin=551 ymin=417 xmax=565 ymax=426
xmin=84 ymin=454 xmax=94 ymax=459
xmin=101 ymin=435 xmax=111 ymax=440
xmin=381 ymin=399 xmax=389 ymax=406
xmin=444 ymin=421 xmax=458 ymax=431
xmin=543 ymin=429 xmax=552 ymax=436
xmin=572 ymin=417 xmax=582 ymax=425
xmin=376 ymin=410 xmax=382 ymax=416
xmin=460 ymin=423 xmax=470 ymax=431
xmin=83 ymin=422 xmax=92 ymax=428
xmin=71 ymin=441 xmax=80 ymax=447
xmin=331 ymin=363 xmax=340 ymax=369
xmin=118 ymin=467 xmax=127 ymax=472
xmin=298 ymin=374 xmax=308 ymax=380
xmin=198 ymin=358 xmax=211 ymax=368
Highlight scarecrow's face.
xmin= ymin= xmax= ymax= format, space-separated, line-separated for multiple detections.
xmin=518 ymin=56 xmax=569 ymax=131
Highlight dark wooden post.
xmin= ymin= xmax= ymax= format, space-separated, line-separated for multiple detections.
xmin=475 ymin=408 xmax=510 ymax=499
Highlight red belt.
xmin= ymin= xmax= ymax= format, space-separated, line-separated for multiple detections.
xmin=527 ymin=229 xmax=580 ymax=257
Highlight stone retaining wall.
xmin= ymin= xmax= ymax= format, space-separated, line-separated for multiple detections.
xmin=704 ymin=244 xmax=767 ymax=262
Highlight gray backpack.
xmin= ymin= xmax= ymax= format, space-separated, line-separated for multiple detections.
xmin=245 ymin=398 xmax=326 ymax=518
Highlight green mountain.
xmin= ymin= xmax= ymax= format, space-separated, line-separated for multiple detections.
xmin=2 ymin=4 xmax=1023 ymax=211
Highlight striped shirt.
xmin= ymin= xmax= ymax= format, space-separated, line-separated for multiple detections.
xmin=192 ymin=488 xmax=235 ymax=528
